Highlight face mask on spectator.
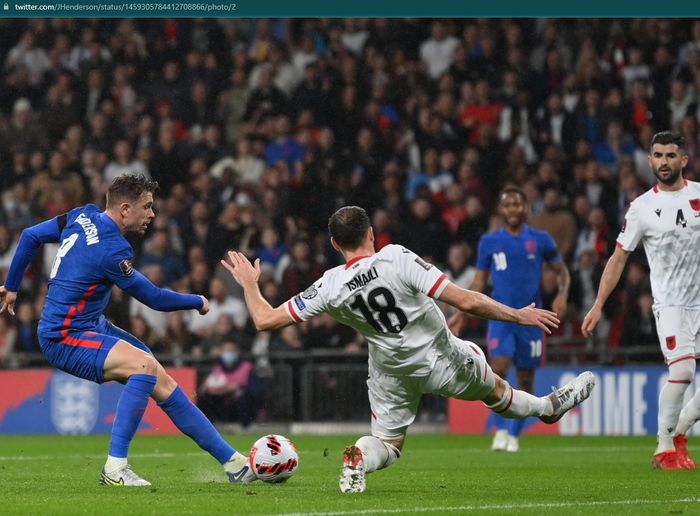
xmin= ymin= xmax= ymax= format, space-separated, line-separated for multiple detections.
xmin=221 ymin=351 xmax=238 ymax=366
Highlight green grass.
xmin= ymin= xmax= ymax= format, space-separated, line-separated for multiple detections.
xmin=1 ymin=434 xmax=699 ymax=515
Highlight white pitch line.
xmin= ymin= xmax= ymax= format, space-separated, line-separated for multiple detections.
xmin=0 ymin=451 xmax=205 ymax=461
xmin=274 ymin=497 xmax=700 ymax=516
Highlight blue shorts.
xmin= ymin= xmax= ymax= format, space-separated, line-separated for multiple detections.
xmin=39 ymin=316 xmax=152 ymax=384
xmin=487 ymin=321 xmax=545 ymax=370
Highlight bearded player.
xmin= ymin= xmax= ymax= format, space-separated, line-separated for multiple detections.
xmin=582 ymin=131 xmax=700 ymax=470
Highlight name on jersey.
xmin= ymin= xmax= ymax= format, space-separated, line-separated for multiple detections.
xmin=345 ymin=267 xmax=379 ymax=292
xmin=76 ymin=213 xmax=100 ymax=245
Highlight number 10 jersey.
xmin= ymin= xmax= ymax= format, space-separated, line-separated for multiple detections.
xmin=284 ymin=244 xmax=451 ymax=376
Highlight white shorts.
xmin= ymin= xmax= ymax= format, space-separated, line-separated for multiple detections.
xmin=367 ymin=338 xmax=496 ymax=440
xmin=654 ymin=306 xmax=700 ymax=365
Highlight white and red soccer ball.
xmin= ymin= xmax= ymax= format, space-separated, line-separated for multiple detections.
xmin=249 ymin=434 xmax=299 ymax=483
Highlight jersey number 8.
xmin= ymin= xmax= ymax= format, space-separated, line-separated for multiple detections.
xmin=349 ymin=287 xmax=408 ymax=333
xmin=49 ymin=233 xmax=80 ymax=279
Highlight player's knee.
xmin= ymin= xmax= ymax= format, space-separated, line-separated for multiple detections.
xmin=669 ymin=359 xmax=696 ymax=383
xmin=136 ymin=354 xmax=159 ymax=376
xmin=483 ymin=376 xmax=509 ymax=405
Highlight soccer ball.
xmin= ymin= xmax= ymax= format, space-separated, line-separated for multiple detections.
xmin=249 ymin=434 xmax=299 ymax=483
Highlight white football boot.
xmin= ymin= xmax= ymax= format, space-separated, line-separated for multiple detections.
xmin=491 ymin=429 xmax=509 ymax=451
xmin=540 ymin=371 xmax=596 ymax=424
xmin=100 ymin=465 xmax=151 ymax=487
xmin=339 ymin=445 xmax=366 ymax=493
xmin=506 ymin=435 xmax=519 ymax=453
xmin=224 ymin=451 xmax=257 ymax=484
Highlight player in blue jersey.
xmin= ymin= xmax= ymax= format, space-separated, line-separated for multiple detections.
xmin=451 ymin=186 xmax=570 ymax=452
xmin=0 ymin=174 xmax=255 ymax=486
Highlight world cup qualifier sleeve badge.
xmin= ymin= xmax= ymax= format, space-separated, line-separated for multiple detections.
xmin=301 ymin=284 xmax=319 ymax=299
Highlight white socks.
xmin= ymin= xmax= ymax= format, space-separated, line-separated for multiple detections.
xmin=355 ymin=436 xmax=400 ymax=473
xmin=677 ymin=393 xmax=700 ymax=437
xmin=223 ymin=451 xmax=247 ymax=473
xmin=656 ymin=359 xmax=695 ymax=453
xmin=104 ymin=455 xmax=127 ymax=474
xmin=485 ymin=383 xmax=550 ymax=418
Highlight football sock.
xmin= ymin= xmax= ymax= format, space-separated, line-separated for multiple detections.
xmin=509 ymin=417 xmax=527 ymax=437
xmin=223 ymin=452 xmax=248 ymax=473
xmin=657 ymin=360 xmax=695 ymax=453
xmin=108 ymin=374 xmax=157 ymax=460
xmin=158 ymin=386 xmax=236 ymax=464
xmin=104 ymin=456 xmax=127 ymax=474
xmin=485 ymin=384 xmax=549 ymax=418
xmin=355 ymin=436 xmax=400 ymax=473
xmin=677 ymin=392 xmax=700 ymax=436
xmin=492 ymin=413 xmax=509 ymax=431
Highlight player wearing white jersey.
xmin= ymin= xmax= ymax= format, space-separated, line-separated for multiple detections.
xmin=222 ymin=206 xmax=595 ymax=493
xmin=582 ymin=131 xmax=700 ymax=471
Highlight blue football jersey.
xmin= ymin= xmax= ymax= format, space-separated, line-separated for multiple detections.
xmin=38 ymin=204 xmax=140 ymax=339
xmin=475 ymin=224 xmax=560 ymax=309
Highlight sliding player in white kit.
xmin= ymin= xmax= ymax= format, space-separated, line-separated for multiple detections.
xmin=222 ymin=206 xmax=595 ymax=493
xmin=582 ymin=131 xmax=700 ymax=471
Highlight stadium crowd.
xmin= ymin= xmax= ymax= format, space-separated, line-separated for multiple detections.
xmin=1 ymin=17 xmax=700 ymax=371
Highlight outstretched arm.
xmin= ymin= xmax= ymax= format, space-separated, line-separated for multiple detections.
xmin=1 ymin=217 xmax=64 ymax=315
xmin=439 ymin=282 xmax=560 ymax=334
xmin=119 ymin=271 xmax=207 ymax=314
xmin=221 ymin=251 xmax=294 ymax=331
xmin=4 ymin=217 xmax=63 ymax=292
xmin=581 ymin=246 xmax=630 ymax=337
xmin=447 ymin=269 xmax=489 ymax=335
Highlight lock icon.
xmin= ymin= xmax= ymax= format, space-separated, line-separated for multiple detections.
xmin=3 ymin=3 xmax=9 ymax=10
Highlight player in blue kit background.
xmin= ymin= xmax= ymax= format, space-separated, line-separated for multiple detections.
xmin=451 ymin=186 xmax=570 ymax=452
xmin=0 ymin=174 xmax=255 ymax=486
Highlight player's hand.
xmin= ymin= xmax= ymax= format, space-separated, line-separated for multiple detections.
xmin=220 ymin=251 xmax=261 ymax=288
xmin=198 ymin=295 xmax=210 ymax=315
xmin=581 ymin=305 xmax=602 ymax=337
xmin=447 ymin=312 xmax=468 ymax=335
xmin=0 ymin=286 xmax=17 ymax=316
xmin=517 ymin=303 xmax=559 ymax=334
xmin=552 ymin=293 xmax=568 ymax=320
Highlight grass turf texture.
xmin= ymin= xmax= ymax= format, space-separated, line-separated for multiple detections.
xmin=1 ymin=435 xmax=699 ymax=515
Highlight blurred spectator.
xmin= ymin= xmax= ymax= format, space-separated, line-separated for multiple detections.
xmin=270 ymin=324 xmax=305 ymax=353
xmin=0 ymin=97 xmax=49 ymax=155
xmin=29 ymin=150 xmax=85 ymax=209
xmin=575 ymin=206 xmax=616 ymax=262
xmin=254 ymin=226 xmax=289 ymax=274
xmin=138 ymin=229 xmax=187 ymax=286
xmin=529 ymin=187 xmax=578 ymax=261
xmin=129 ymin=314 xmax=160 ymax=351
xmin=420 ymin=21 xmax=459 ymax=80
xmin=402 ymin=197 xmax=450 ymax=264
xmin=103 ymin=139 xmax=149 ymax=183
xmin=306 ymin=313 xmax=362 ymax=352
xmin=280 ymin=239 xmax=324 ymax=299
xmin=0 ymin=223 xmax=19 ymax=280
xmin=198 ymin=340 xmax=264 ymax=428
xmin=188 ymin=278 xmax=248 ymax=337
xmin=15 ymin=302 xmax=38 ymax=353
xmin=161 ymin=311 xmax=198 ymax=356
xmin=619 ymin=292 xmax=659 ymax=361
xmin=0 ymin=315 xmax=17 ymax=362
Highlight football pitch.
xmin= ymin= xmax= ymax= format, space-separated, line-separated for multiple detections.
xmin=2 ymin=434 xmax=699 ymax=515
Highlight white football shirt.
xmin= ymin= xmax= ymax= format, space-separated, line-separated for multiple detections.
xmin=617 ymin=180 xmax=700 ymax=309
xmin=284 ymin=245 xmax=451 ymax=375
